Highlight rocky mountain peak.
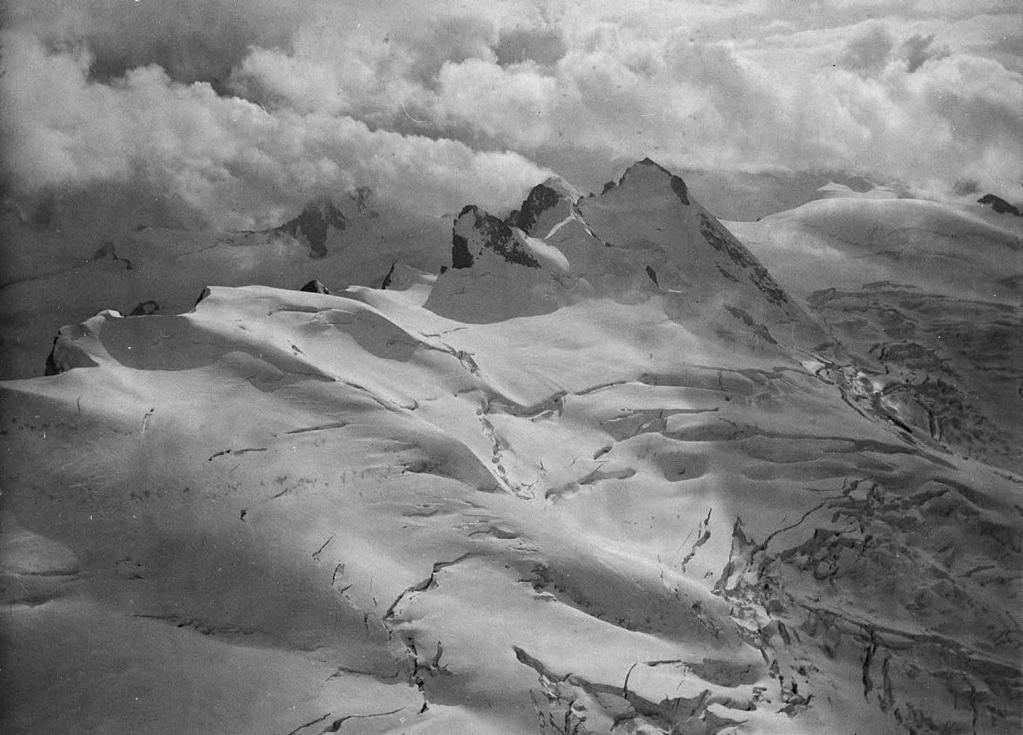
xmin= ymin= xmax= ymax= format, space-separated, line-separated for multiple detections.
xmin=299 ymin=279 xmax=331 ymax=294
xmin=451 ymin=205 xmax=541 ymax=270
xmin=427 ymin=160 xmax=816 ymax=344
xmin=506 ymin=183 xmax=565 ymax=234
xmin=607 ymin=157 xmax=691 ymax=207
xmin=275 ymin=197 xmax=349 ymax=258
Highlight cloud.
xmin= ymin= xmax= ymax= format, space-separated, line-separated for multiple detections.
xmin=390 ymin=15 xmax=499 ymax=88
xmin=3 ymin=0 xmax=321 ymax=86
xmin=901 ymin=33 xmax=949 ymax=73
xmin=838 ymin=21 xmax=895 ymax=72
xmin=0 ymin=29 xmax=551 ymax=228
xmin=290 ymin=7 xmax=1015 ymax=197
xmin=2 ymin=0 xmax=1021 ymax=231
xmin=991 ymin=33 xmax=1023 ymax=73
xmin=495 ymin=25 xmax=567 ymax=67
xmin=838 ymin=23 xmax=951 ymax=75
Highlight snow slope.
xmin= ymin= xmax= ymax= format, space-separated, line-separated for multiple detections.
xmin=1 ymin=164 xmax=1020 ymax=734
xmin=674 ymin=168 xmax=906 ymax=221
xmin=0 ymin=188 xmax=450 ymax=380
xmin=730 ymin=197 xmax=1023 ymax=474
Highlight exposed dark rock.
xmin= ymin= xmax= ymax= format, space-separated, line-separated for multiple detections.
xmin=507 ymin=183 xmax=563 ymax=233
xmin=645 ymin=265 xmax=660 ymax=287
xmin=716 ymin=265 xmax=739 ymax=283
xmin=614 ymin=158 xmax=689 ymax=205
xmin=300 ymin=280 xmax=331 ymax=294
xmin=724 ymin=304 xmax=778 ymax=345
xmin=44 ymin=336 xmax=61 ymax=376
xmin=669 ymin=174 xmax=690 ymax=206
xmin=451 ymin=234 xmax=474 ymax=269
xmin=129 ymin=300 xmax=160 ymax=316
xmin=978 ymin=194 xmax=1021 ymax=216
xmin=277 ymin=199 xmax=348 ymax=258
xmin=698 ymin=214 xmax=789 ymax=305
xmin=698 ymin=214 xmax=757 ymax=269
xmin=616 ymin=157 xmax=670 ymax=187
xmin=381 ymin=263 xmax=396 ymax=290
xmin=601 ymin=180 xmax=617 ymax=195
xmin=92 ymin=241 xmax=133 ymax=270
xmin=194 ymin=287 xmax=212 ymax=306
xmin=636 ymin=156 xmax=674 ymax=176
xmin=44 ymin=331 xmax=98 ymax=375
xmin=453 ymin=206 xmax=541 ymax=269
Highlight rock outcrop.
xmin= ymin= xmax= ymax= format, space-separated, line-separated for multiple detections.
xmin=978 ymin=193 xmax=1021 ymax=216
xmin=128 ymin=300 xmax=160 ymax=316
xmin=451 ymin=205 xmax=542 ymax=270
xmin=299 ymin=279 xmax=332 ymax=294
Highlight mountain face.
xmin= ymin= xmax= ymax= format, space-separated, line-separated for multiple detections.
xmin=451 ymin=204 xmax=543 ymax=270
xmin=2 ymin=161 xmax=1021 ymax=735
xmin=273 ymin=187 xmax=388 ymax=258
xmin=506 ymin=181 xmax=574 ymax=234
xmin=427 ymin=159 xmax=825 ymax=356
xmin=274 ymin=198 xmax=350 ymax=258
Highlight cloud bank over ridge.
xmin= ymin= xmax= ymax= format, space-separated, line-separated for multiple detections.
xmin=2 ymin=0 xmax=1021 ymax=227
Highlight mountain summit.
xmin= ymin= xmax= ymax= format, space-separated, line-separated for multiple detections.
xmin=506 ymin=178 xmax=579 ymax=235
xmin=426 ymin=158 xmax=824 ymax=353
xmin=273 ymin=198 xmax=350 ymax=258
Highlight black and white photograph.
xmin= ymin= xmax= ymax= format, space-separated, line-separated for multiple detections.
xmin=1 ymin=1 xmax=1021 ymax=732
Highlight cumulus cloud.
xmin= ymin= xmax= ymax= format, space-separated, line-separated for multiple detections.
xmin=495 ymin=25 xmax=566 ymax=67
xmin=279 ymin=5 xmax=1017 ymax=201
xmin=2 ymin=0 xmax=323 ymax=87
xmin=2 ymin=0 xmax=1021 ymax=231
xmin=901 ymin=33 xmax=949 ymax=73
xmin=838 ymin=23 xmax=951 ymax=75
xmin=0 ymin=25 xmax=550 ymax=228
xmin=838 ymin=21 xmax=895 ymax=72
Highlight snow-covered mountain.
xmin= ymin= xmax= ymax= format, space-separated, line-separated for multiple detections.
xmin=730 ymin=196 xmax=1023 ymax=474
xmin=2 ymin=162 xmax=1020 ymax=734
xmin=0 ymin=186 xmax=451 ymax=379
xmin=428 ymin=160 xmax=823 ymax=351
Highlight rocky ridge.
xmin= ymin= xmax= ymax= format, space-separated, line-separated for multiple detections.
xmin=428 ymin=159 xmax=822 ymax=353
xmin=978 ymin=193 xmax=1021 ymax=217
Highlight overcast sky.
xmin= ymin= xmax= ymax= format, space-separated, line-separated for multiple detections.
xmin=2 ymin=0 xmax=1021 ymax=228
